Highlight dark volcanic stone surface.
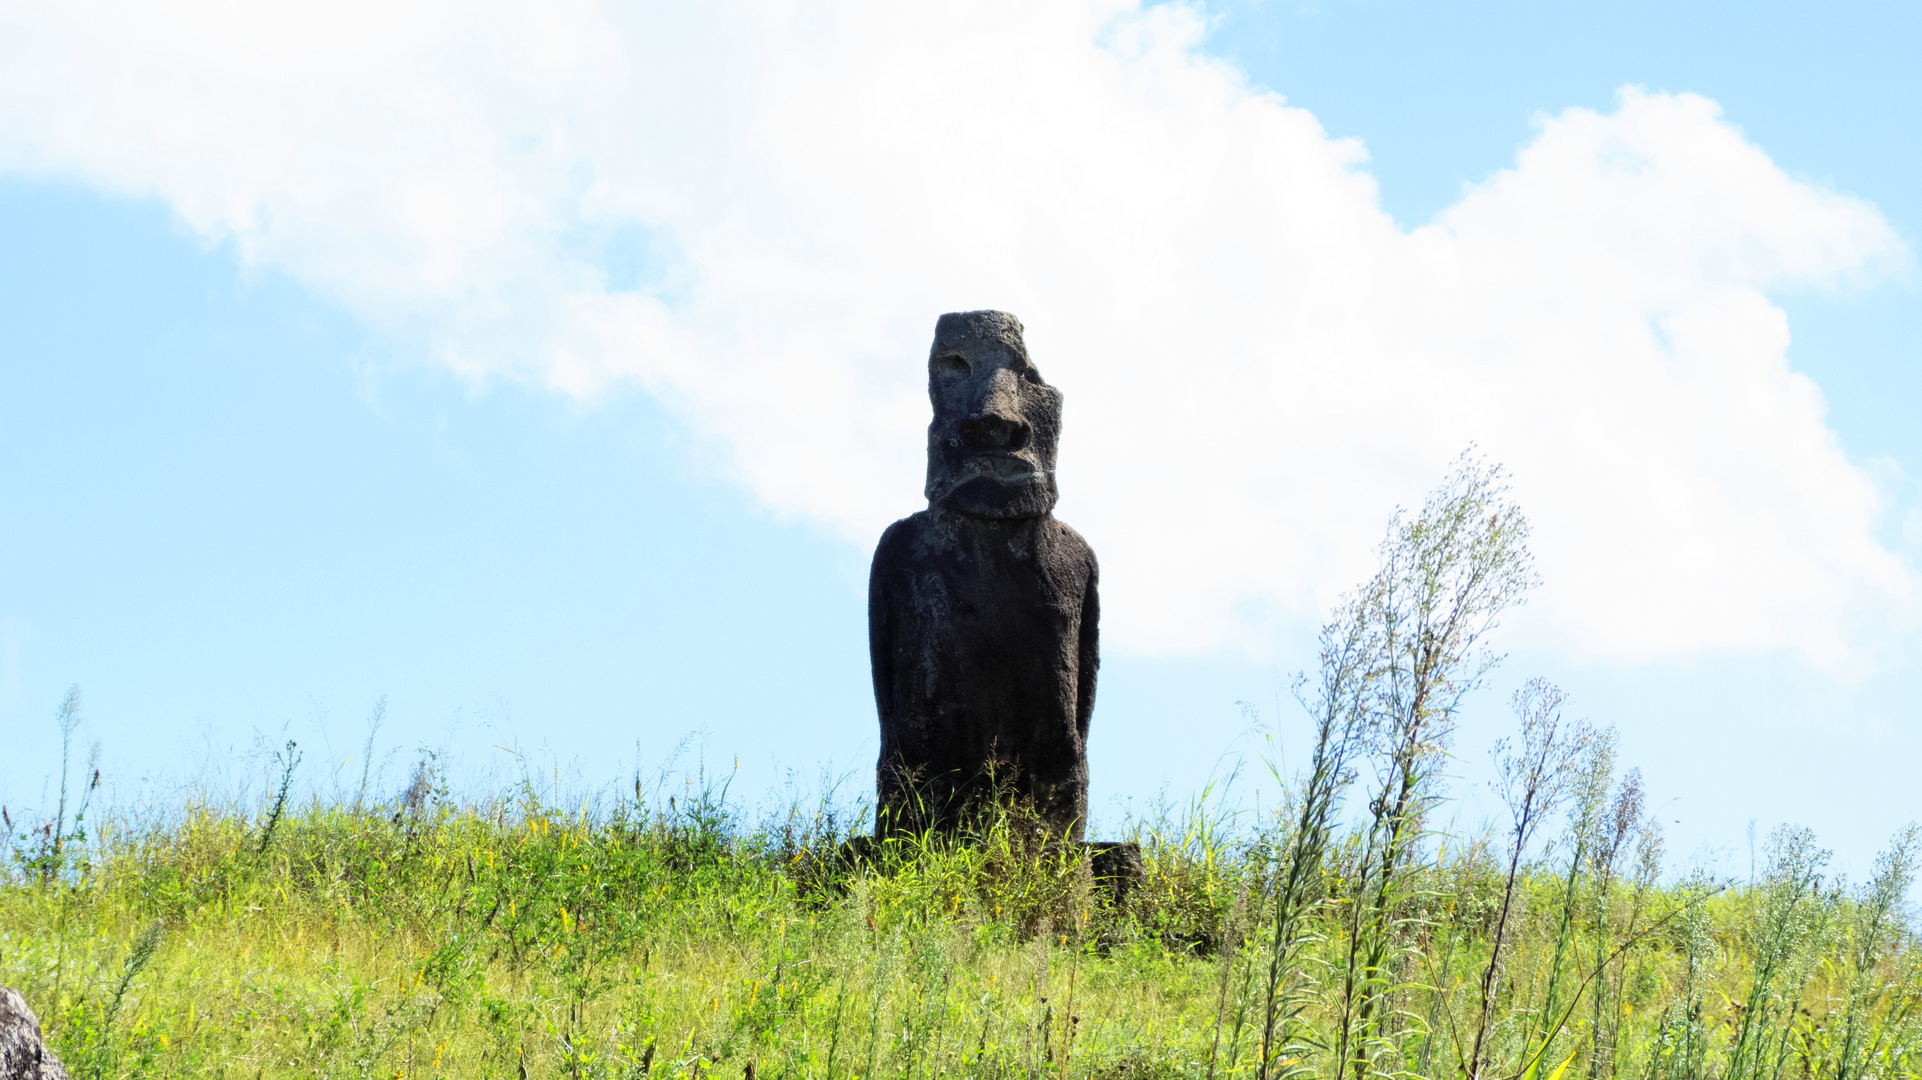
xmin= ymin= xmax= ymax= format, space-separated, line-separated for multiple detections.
xmin=923 ymin=310 xmax=1062 ymax=520
xmin=871 ymin=311 xmax=1099 ymax=839
xmin=0 ymin=988 xmax=68 ymax=1080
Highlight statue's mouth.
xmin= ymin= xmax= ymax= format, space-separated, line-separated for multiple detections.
xmin=930 ymin=420 xmax=1057 ymax=518
xmin=954 ymin=455 xmax=1043 ymax=485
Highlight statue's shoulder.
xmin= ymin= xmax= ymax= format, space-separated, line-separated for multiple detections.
xmin=1040 ymin=516 xmax=1098 ymax=580
xmin=877 ymin=509 xmax=935 ymax=544
xmin=873 ymin=509 xmax=938 ymax=569
xmin=1043 ymin=517 xmax=1096 ymax=561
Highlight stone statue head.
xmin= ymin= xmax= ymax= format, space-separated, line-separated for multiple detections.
xmin=924 ymin=311 xmax=1062 ymax=519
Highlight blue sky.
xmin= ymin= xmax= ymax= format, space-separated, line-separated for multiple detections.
xmin=1 ymin=0 xmax=1916 ymax=875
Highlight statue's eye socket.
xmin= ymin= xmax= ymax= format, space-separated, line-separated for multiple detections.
xmin=936 ymin=355 xmax=969 ymax=375
xmin=1021 ymin=365 xmax=1044 ymax=384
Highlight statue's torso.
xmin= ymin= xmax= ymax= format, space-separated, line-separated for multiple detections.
xmin=869 ymin=508 xmax=1098 ymax=834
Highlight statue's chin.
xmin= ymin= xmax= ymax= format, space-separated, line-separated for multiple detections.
xmin=937 ymin=475 xmax=1057 ymax=519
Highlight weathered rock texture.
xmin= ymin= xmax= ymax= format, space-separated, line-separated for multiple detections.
xmin=0 ymin=988 xmax=68 ymax=1080
xmin=870 ymin=311 xmax=1099 ymax=839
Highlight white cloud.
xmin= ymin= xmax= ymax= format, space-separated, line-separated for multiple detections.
xmin=0 ymin=0 xmax=1909 ymax=666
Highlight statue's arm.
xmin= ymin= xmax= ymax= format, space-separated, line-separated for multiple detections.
xmin=868 ymin=527 xmax=897 ymax=731
xmin=1075 ymin=550 xmax=1099 ymax=741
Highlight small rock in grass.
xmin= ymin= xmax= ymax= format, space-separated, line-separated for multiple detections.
xmin=0 ymin=987 xmax=68 ymax=1080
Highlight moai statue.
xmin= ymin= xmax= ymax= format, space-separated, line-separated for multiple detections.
xmin=869 ymin=311 xmax=1099 ymax=840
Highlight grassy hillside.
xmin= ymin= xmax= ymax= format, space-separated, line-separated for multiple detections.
xmin=2 ymin=765 xmax=1916 ymax=1080
xmin=7 ymin=460 xmax=1914 ymax=1079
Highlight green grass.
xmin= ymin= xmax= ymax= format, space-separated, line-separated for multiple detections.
xmin=12 ymin=458 xmax=1909 ymax=1078
xmin=3 ymin=765 xmax=1917 ymax=1080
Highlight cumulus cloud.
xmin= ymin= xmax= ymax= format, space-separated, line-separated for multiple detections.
xmin=0 ymin=0 xmax=1909 ymax=666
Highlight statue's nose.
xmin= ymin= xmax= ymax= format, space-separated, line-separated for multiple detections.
xmin=960 ymin=411 xmax=1032 ymax=452
xmin=958 ymin=366 xmax=1032 ymax=452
